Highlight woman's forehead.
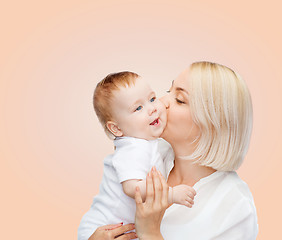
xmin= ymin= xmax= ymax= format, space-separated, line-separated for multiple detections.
xmin=173 ymin=68 xmax=190 ymax=89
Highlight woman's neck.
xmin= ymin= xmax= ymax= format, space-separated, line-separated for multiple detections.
xmin=168 ymin=158 xmax=216 ymax=187
xmin=167 ymin=141 xmax=216 ymax=187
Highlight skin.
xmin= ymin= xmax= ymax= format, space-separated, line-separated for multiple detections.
xmin=107 ymin=78 xmax=167 ymax=140
xmin=89 ymin=69 xmax=216 ymax=240
xmin=88 ymin=223 xmax=137 ymax=240
xmin=134 ymin=68 xmax=216 ymax=239
xmin=160 ymin=68 xmax=216 ymax=187
xmin=88 ymin=76 xmax=198 ymax=240
xmin=135 ymin=167 xmax=167 ymax=240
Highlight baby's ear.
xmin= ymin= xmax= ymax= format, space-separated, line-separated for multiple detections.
xmin=106 ymin=121 xmax=123 ymax=137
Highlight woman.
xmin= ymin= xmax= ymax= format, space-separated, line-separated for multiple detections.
xmin=84 ymin=61 xmax=258 ymax=239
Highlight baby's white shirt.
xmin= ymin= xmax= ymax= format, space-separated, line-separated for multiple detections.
xmin=78 ymin=137 xmax=174 ymax=240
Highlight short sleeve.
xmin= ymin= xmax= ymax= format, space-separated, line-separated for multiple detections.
xmin=212 ymin=197 xmax=259 ymax=240
xmin=113 ymin=142 xmax=152 ymax=183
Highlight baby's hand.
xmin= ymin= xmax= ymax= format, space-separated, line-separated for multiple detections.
xmin=172 ymin=184 xmax=196 ymax=208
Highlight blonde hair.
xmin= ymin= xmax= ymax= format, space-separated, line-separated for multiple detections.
xmin=184 ymin=61 xmax=253 ymax=171
xmin=93 ymin=71 xmax=139 ymax=139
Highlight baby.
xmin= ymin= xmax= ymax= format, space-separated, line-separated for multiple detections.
xmin=78 ymin=72 xmax=196 ymax=240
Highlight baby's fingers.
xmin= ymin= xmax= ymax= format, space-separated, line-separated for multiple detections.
xmin=186 ymin=197 xmax=194 ymax=205
xmin=190 ymin=187 xmax=197 ymax=196
xmin=186 ymin=190 xmax=196 ymax=200
xmin=182 ymin=196 xmax=194 ymax=208
xmin=184 ymin=201 xmax=193 ymax=208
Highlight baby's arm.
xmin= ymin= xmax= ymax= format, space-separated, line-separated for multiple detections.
xmin=122 ymin=178 xmax=196 ymax=207
xmin=122 ymin=179 xmax=147 ymax=201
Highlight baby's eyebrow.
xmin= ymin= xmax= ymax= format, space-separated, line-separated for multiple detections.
xmin=132 ymin=98 xmax=142 ymax=106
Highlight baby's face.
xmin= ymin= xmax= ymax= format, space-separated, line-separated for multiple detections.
xmin=111 ymin=78 xmax=167 ymax=140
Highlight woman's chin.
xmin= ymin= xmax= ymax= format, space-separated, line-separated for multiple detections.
xmin=160 ymin=128 xmax=168 ymax=140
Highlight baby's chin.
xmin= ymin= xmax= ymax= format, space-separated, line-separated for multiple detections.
xmin=152 ymin=126 xmax=167 ymax=139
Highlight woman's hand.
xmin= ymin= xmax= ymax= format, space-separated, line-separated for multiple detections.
xmin=134 ymin=167 xmax=169 ymax=240
xmin=88 ymin=223 xmax=137 ymax=240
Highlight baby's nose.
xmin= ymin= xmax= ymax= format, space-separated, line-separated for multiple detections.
xmin=149 ymin=104 xmax=157 ymax=115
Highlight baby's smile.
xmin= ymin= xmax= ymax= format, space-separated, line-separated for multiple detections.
xmin=150 ymin=118 xmax=160 ymax=126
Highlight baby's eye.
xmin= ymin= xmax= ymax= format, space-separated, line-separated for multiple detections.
xmin=135 ymin=106 xmax=143 ymax=111
xmin=150 ymin=97 xmax=156 ymax=102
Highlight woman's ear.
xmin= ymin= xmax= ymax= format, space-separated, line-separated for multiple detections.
xmin=106 ymin=121 xmax=123 ymax=137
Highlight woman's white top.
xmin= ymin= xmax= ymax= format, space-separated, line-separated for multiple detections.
xmin=160 ymin=170 xmax=259 ymax=240
xmin=78 ymin=137 xmax=258 ymax=240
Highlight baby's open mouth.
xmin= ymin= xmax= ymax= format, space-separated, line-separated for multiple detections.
xmin=150 ymin=118 xmax=159 ymax=126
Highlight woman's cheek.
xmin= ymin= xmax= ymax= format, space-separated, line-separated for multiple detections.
xmin=174 ymin=107 xmax=193 ymax=134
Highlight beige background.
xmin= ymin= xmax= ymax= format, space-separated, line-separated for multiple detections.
xmin=1 ymin=0 xmax=281 ymax=239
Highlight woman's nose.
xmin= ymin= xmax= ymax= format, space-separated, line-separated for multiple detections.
xmin=160 ymin=95 xmax=170 ymax=109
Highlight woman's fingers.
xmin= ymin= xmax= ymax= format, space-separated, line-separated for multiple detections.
xmin=111 ymin=223 xmax=135 ymax=238
xmin=98 ymin=222 xmax=123 ymax=231
xmin=152 ymin=168 xmax=162 ymax=205
xmin=116 ymin=231 xmax=138 ymax=240
xmin=135 ymin=186 xmax=143 ymax=205
xmin=157 ymin=170 xmax=169 ymax=207
xmin=135 ymin=186 xmax=144 ymax=217
xmin=145 ymin=169 xmax=154 ymax=206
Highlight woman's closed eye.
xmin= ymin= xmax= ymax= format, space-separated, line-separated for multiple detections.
xmin=175 ymin=98 xmax=185 ymax=104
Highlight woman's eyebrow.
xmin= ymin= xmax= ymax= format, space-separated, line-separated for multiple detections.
xmin=171 ymin=80 xmax=189 ymax=94
xmin=176 ymin=87 xmax=189 ymax=94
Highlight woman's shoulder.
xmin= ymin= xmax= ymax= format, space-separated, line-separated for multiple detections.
xmin=197 ymin=171 xmax=256 ymax=211
xmin=200 ymin=171 xmax=258 ymax=237
xmin=211 ymin=171 xmax=257 ymax=220
xmin=214 ymin=172 xmax=258 ymax=237
xmin=219 ymin=171 xmax=254 ymax=199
